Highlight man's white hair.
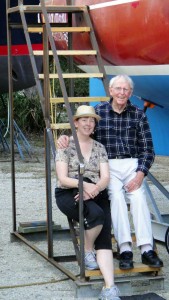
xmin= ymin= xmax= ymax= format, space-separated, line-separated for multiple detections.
xmin=109 ymin=75 xmax=134 ymax=90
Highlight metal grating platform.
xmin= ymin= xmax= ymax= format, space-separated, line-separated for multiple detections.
xmin=74 ymin=274 xmax=165 ymax=298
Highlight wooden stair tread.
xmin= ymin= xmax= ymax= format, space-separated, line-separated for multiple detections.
xmin=39 ymin=73 xmax=103 ymax=79
xmin=85 ymin=263 xmax=162 ymax=277
xmin=8 ymin=5 xmax=86 ymax=14
xmin=51 ymin=123 xmax=70 ymax=130
xmin=33 ymin=50 xmax=97 ymax=56
xmin=28 ymin=27 xmax=90 ymax=33
xmin=50 ymin=96 xmax=109 ymax=103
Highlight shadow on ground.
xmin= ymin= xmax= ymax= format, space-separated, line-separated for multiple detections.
xmin=121 ymin=293 xmax=165 ymax=299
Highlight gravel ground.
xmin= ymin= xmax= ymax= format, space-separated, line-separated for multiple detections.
xmin=1 ymin=139 xmax=169 ymax=300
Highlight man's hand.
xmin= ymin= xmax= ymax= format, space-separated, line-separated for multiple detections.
xmin=57 ymin=135 xmax=69 ymax=149
xmin=124 ymin=171 xmax=145 ymax=193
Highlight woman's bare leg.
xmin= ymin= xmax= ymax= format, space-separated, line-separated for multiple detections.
xmin=85 ymin=225 xmax=102 ymax=251
xmin=96 ymin=249 xmax=115 ymax=287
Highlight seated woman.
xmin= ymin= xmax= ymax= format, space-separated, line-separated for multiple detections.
xmin=55 ymin=105 xmax=121 ymax=300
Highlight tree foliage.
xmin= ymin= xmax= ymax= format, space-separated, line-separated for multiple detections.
xmin=0 ymin=57 xmax=89 ymax=133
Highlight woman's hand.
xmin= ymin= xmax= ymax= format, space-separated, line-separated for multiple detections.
xmin=57 ymin=135 xmax=69 ymax=149
xmin=83 ymin=182 xmax=100 ymax=199
xmin=74 ymin=182 xmax=100 ymax=201
xmin=74 ymin=190 xmax=90 ymax=201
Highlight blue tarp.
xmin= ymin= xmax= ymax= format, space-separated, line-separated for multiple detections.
xmin=90 ymin=78 xmax=169 ymax=156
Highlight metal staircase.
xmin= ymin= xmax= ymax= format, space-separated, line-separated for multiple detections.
xmin=7 ymin=0 xmax=164 ymax=296
xmin=7 ymin=1 xmax=109 ymax=139
xmin=7 ymin=0 xmax=109 ymax=281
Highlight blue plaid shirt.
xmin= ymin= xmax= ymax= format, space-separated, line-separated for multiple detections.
xmin=94 ymin=98 xmax=155 ymax=175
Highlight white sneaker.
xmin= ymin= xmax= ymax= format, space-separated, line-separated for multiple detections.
xmin=98 ymin=285 xmax=121 ymax=300
xmin=84 ymin=251 xmax=99 ymax=270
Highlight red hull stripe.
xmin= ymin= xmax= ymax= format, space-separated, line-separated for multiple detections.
xmin=0 ymin=44 xmax=43 ymax=56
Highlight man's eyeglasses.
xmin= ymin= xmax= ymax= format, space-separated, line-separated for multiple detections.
xmin=112 ymin=87 xmax=131 ymax=93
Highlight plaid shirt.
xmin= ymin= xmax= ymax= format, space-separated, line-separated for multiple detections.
xmin=94 ymin=98 xmax=155 ymax=175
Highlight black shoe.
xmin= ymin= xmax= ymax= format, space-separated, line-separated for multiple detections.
xmin=142 ymin=250 xmax=163 ymax=268
xmin=119 ymin=251 xmax=134 ymax=270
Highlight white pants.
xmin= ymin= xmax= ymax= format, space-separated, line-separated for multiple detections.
xmin=108 ymin=158 xmax=153 ymax=248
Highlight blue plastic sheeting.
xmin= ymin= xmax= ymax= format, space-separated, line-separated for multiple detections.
xmin=89 ymin=78 xmax=169 ymax=156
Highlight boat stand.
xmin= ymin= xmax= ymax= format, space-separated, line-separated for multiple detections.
xmin=13 ymin=120 xmax=33 ymax=160
xmin=0 ymin=119 xmax=10 ymax=152
xmin=0 ymin=118 xmax=33 ymax=160
xmin=146 ymin=173 xmax=169 ymax=253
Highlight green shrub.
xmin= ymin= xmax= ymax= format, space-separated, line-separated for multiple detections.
xmin=0 ymin=57 xmax=89 ymax=133
xmin=0 ymin=91 xmax=45 ymax=133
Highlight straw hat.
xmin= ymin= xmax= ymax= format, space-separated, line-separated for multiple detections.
xmin=73 ymin=105 xmax=101 ymax=121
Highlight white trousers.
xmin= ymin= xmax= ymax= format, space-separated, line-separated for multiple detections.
xmin=108 ymin=158 xmax=153 ymax=248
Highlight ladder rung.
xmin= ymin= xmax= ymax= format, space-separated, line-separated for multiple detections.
xmin=50 ymin=97 xmax=109 ymax=103
xmin=33 ymin=50 xmax=97 ymax=56
xmin=85 ymin=263 xmax=161 ymax=277
xmin=51 ymin=123 xmax=70 ymax=130
xmin=39 ymin=73 xmax=104 ymax=79
xmin=28 ymin=27 xmax=90 ymax=33
xmin=7 ymin=5 xmax=86 ymax=14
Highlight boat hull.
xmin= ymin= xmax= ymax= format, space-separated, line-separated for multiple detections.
xmin=46 ymin=0 xmax=169 ymax=155
xmin=0 ymin=0 xmax=42 ymax=93
xmin=47 ymin=0 xmax=169 ymax=66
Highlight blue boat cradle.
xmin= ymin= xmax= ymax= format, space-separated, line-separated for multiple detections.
xmin=0 ymin=119 xmax=10 ymax=152
xmin=0 ymin=119 xmax=32 ymax=160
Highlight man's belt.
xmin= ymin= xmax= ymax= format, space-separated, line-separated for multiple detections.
xmin=111 ymin=155 xmax=132 ymax=159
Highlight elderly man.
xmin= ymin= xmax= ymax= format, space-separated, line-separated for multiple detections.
xmin=57 ymin=74 xmax=163 ymax=270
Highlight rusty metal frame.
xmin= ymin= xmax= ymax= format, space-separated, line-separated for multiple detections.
xmin=6 ymin=0 xmax=112 ymax=284
xmin=6 ymin=0 xmax=113 ymax=282
xmin=6 ymin=0 xmax=86 ymax=282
